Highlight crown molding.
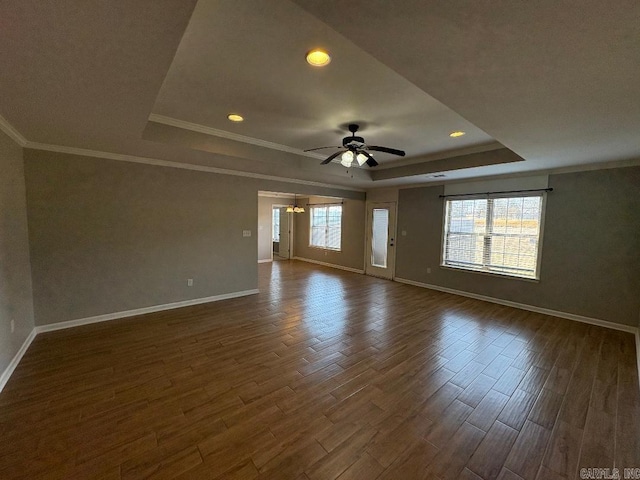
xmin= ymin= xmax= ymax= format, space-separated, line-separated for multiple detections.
xmin=0 ymin=112 xmax=363 ymax=192
xmin=0 ymin=113 xmax=27 ymax=147
xmin=24 ymin=141 xmax=365 ymax=192
xmin=148 ymin=113 xmax=325 ymax=160
xmin=374 ymin=141 xmax=505 ymax=171
xmin=393 ymin=156 xmax=640 ymax=191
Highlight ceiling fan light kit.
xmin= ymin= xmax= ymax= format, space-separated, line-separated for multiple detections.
xmin=305 ymin=124 xmax=406 ymax=168
xmin=340 ymin=150 xmax=354 ymax=167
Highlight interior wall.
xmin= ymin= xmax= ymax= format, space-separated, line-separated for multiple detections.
xmin=294 ymin=196 xmax=366 ymax=271
xmin=395 ymin=166 xmax=640 ymax=327
xmin=365 ymin=187 xmax=399 ymax=203
xmin=23 ymin=149 xmax=365 ymax=327
xmin=0 ymin=130 xmax=35 ymax=374
xmin=24 ymin=150 xmax=260 ymax=326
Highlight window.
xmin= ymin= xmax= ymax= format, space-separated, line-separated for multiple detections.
xmin=310 ymin=205 xmax=342 ymax=250
xmin=442 ymin=194 xmax=544 ymax=279
xmin=272 ymin=207 xmax=280 ymax=242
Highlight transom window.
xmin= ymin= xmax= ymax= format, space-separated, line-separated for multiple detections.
xmin=310 ymin=205 xmax=342 ymax=251
xmin=442 ymin=194 xmax=544 ymax=279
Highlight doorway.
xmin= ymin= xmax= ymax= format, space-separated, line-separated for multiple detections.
xmin=365 ymin=202 xmax=396 ymax=279
xmin=273 ymin=206 xmax=292 ymax=260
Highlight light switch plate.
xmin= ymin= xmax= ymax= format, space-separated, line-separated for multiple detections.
xmin=243 ymin=230 xmax=251 ymax=237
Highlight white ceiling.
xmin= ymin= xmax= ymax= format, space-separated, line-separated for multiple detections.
xmin=1 ymin=0 xmax=638 ymax=189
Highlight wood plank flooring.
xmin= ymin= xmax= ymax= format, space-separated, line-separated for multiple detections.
xmin=1 ymin=260 xmax=638 ymax=479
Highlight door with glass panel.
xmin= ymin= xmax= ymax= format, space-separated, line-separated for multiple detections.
xmin=365 ymin=202 xmax=396 ymax=279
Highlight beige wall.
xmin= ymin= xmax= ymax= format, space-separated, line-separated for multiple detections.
xmin=294 ymin=196 xmax=366 ymax=271
xmin=22 ymin=145 xmax=638 ymax=331
xmin=0 ymin=130 xmax=35 ymax=375
xmin=395 ymin=166 xmax=640 ymax=327
xmin=23 ymin=149 xmax=365 ymax=326
xmin=24 ymin=150 xmax=261 ymax=326
xmin=366 ymin=187 xmax=399 ymax=203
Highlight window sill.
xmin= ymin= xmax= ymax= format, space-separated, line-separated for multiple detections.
xmin=440 ymin=265 xmax=540 ymax=283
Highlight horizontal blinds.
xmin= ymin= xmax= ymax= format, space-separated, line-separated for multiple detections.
xmin=310 ymin=205 xmax=342 ymax=250
xmin=443 ymin=195 xmax=542 ymax=278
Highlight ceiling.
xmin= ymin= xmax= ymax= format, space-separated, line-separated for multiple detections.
xmin=1 ymin=0 xmax=638 ymax=190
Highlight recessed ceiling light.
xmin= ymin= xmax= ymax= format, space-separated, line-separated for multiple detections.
xmin=227 ymin=114 xmax=244 ymax=122
xmin=306 ymin=49 xmax=331 ymax=67
xmin=449 ymin=131 xmax=465 ymax=138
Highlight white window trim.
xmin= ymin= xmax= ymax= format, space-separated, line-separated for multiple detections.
xmin=309 ymin=204 xmax=342 ymax=252
xmin=440 ymin=192 xmax=547 ymax=281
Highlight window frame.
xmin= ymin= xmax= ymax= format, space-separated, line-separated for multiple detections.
xmin=309 ymin=204 xmax=342 ymax=252
xmin=440 ymin=192 xmax=547 ymax=281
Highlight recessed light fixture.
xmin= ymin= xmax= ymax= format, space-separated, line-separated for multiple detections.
xmin=449 ymin=131 xmax=465 ymax=138
xmin=306 ymin=48 xmax=331 ymax=67
xmin=227 ymin=114 xmax=244 ymax=122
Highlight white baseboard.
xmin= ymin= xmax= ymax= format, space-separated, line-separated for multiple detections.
xmin=257 ymin=259 xmax=272 ymax=264
xmin=1 ymin=289 xmax=258 ymax=392
xmin=0 ymin=328 xmax=37 ymax=393
xmin=636 ymin=330 xmax=640 ymax=388
xmin=35 ymin=289 xmax=259 ymax=334
xmin=293 ymin=256 xmax=364 ymax=274
xmin=396 ymin=276 xmax=640 ymax=392
xmin=394 ymin=277 xmax=639 ymax=335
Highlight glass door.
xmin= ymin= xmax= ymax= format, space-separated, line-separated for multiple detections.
xmin=365 ymin=202 xmax=396 ymax=279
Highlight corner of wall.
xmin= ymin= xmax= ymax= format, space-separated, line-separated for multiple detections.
xmin=0 ymin=328 xmax=37 ymax=393
xmin=0 ymin=127 xmax=36 ymax=382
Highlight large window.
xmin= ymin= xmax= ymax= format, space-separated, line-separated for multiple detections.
xmin=442 ymin=194 xmax=544 ymax=279
xmin=310 ymin=205 xmax=342 ymax=251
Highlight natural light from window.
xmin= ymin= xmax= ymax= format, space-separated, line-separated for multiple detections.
xmin=310 ymin=205 xmax=342 ymax=251
xmin=442 ymin=194 xmax=544 ymax=279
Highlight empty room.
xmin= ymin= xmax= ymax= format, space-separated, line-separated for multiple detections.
xmin=1 ymin=1 xmax=639 ymax=479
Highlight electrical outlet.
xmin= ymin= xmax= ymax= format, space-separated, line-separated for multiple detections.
xmin=11 ymin=319 xmax=15 ymax=333
xmin=187 ymin=278 xmax=193 ymax=287
xmin=427 ymin=267 xmax=431 ymax=274
xmin=402 ymin=230 xmax=407 ymax=236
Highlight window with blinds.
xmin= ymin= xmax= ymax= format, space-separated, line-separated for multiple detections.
xmin=310 ymin=205 xmax=342 ymax=251
xmin=442 ymin=194 xmax=544 ymax=279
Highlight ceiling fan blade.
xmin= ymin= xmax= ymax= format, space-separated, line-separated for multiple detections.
xmin=321 ymin=150 xmax=343 ymax=165
xmin=360 ymin=150 xmax=378 ymax=167
xmin=303 ymin=146 xmax=340 ymax=152
xmin=368 ymin=145 xmax=406 ymax=157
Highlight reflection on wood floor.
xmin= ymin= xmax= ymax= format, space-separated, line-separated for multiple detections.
xmin=1 ymin=260 xmax=638 ymax=479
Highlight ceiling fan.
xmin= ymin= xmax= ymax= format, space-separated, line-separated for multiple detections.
xmin=304 ymin=124 xmax=406 ymax=167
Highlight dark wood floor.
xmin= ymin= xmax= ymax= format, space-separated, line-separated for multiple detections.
xmin=1 ymin=260 xmax=638 ymax=479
